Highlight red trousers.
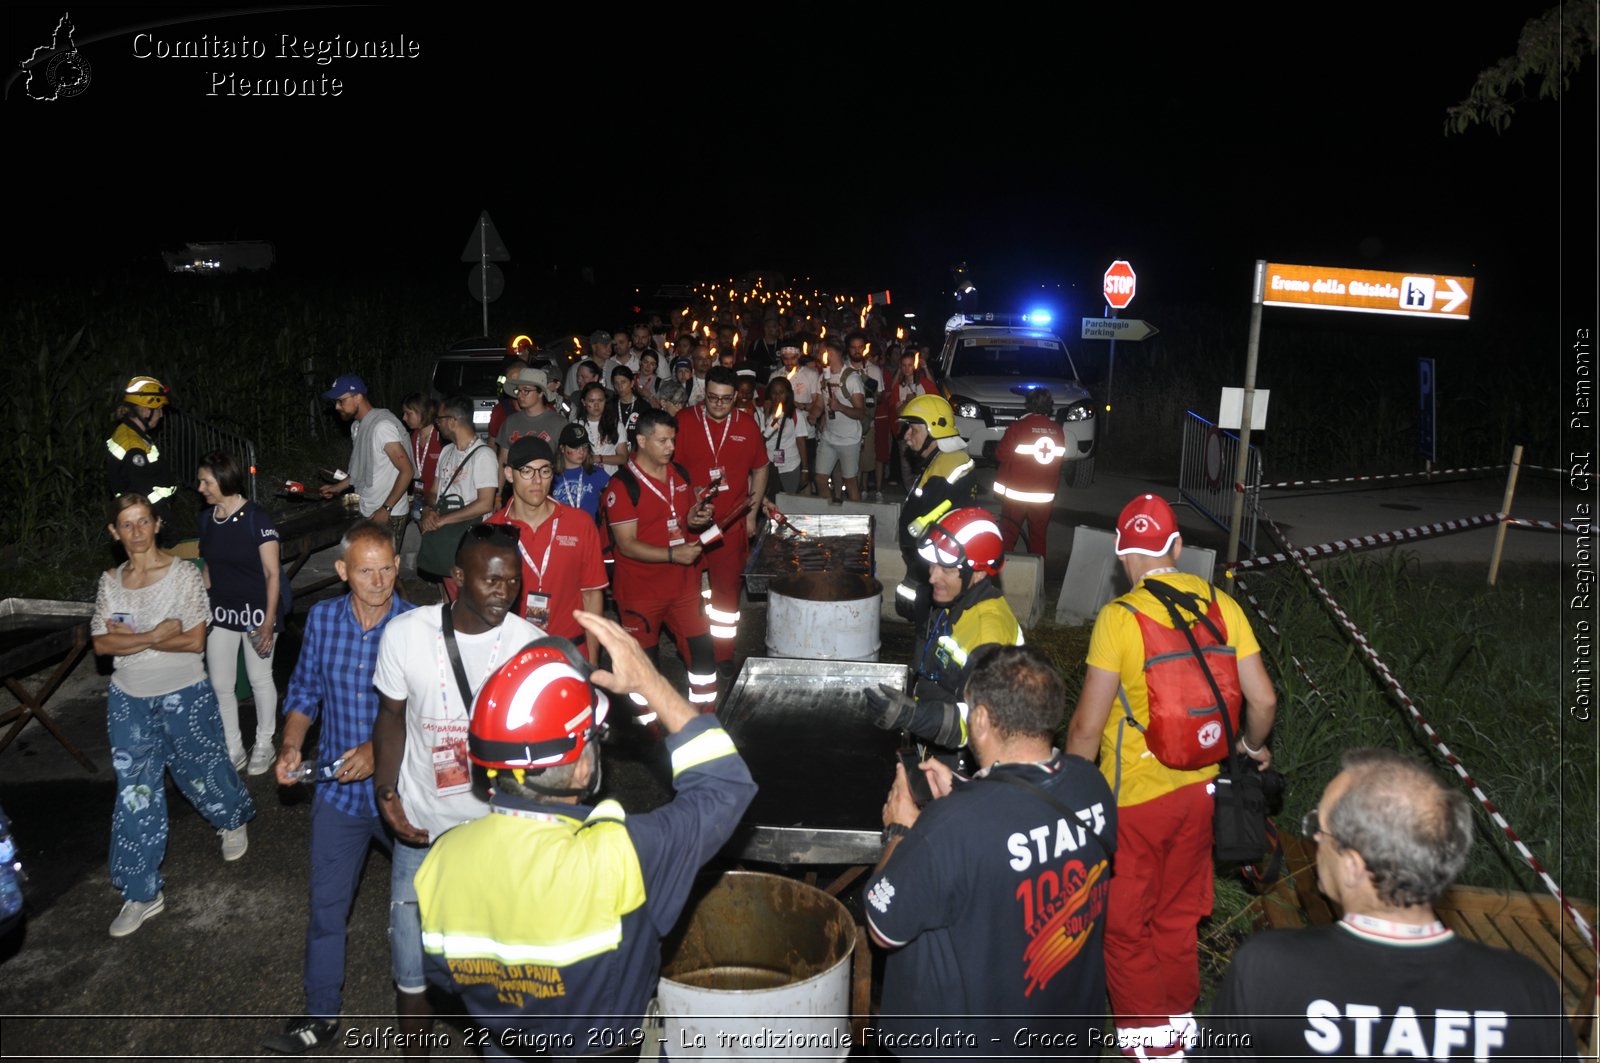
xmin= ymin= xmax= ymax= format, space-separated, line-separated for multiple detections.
xmin=999 ymin=499 xmax=1051 ymax=556
xmin=701 ymin=523 xmax=750 ymax=663
xmin=1104 ymin=780 xmax=1214 ymax=1030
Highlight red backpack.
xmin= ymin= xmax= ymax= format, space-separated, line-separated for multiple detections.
xmin=1114 ymin=580 xmax=1243 ymax=774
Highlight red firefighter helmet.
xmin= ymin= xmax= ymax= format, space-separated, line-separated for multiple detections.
xmin=469 ymin=639 xmax=609 ymax=770
xmin=917 ymin=507 xmax=1005 ymax=576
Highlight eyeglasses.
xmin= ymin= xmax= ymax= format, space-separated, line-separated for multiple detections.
xmin=467 ymin=523 xmax=521 ymax=544
xmin=512 ymin=385 xmax=541 ymax=395
xmin=704 ymin=391 xmax=736 ymax=404
xmin=1302 ymin=809 xmax=1346 ymax=849
xmin=513 ymin=464 xmax=555 ymax=480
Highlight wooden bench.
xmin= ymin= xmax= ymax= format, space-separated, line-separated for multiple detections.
xmin=1248 ymin=833 xmax=1597 ymax=1056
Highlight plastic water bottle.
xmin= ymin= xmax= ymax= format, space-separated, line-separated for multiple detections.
xmin=288 ymin=757 xmax=345 ymax=784
xmin=0 ymin=808 xmax=23 ymax=921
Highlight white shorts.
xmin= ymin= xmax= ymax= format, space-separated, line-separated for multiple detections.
xmin=814 ymin=438 xmax=860 ymax=479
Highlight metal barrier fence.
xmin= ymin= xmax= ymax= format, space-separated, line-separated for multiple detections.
xmin=163 ymin=410 xmax=259 ymax=503
xmin=1178 ymin=411 xmax=1262 ymax=555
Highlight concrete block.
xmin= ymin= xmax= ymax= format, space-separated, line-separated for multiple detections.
xmin=1056 ymin=526 xmax=1120 ymax=625
xmin=875 ymin=546 xmax=909 ymax=623
xmin=1054 ymin=528 xmax=1223 ymax=626
xmin=1000 ymin=553 xmax=1045 ymax=628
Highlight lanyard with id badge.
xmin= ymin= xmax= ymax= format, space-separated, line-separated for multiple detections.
xmin=435 ymin=603 xmax=501 ymax=797
xmin=516 ymin=517 xmax=558 ymax=629
xmin=701 ymin=410 xmax=732 ymax=499
xmin=628 ymin=460 xmax=686 ymax=547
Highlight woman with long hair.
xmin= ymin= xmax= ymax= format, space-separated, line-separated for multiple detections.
xmin=399 ymin=392 xmax=443 ymax=515
xmin=196 ymin=451 xmax=283 ymax=774
xmin=760 ymin=375 xmax=808 ymax=496
xmin=93 ymin=493 xmax=256 ymax=936
xmin=577 ymin=382 xmax=625 ymax=474
xmin=551 ymin=422 xmax=610 ymax=521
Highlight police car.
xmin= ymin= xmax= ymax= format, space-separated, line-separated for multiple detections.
xmin=935 ymin=312 xmax=1095 ymax=466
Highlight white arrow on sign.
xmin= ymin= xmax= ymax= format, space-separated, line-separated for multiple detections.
xmin=1438 ymin=278 xmax=1469 ymax=314
xmin=1081 ymin=318 xmax=1160 ymax=342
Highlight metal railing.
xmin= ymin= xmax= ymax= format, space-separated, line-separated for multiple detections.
xmin=1178 ymin=411 xmax=1262 ymax=555
xmin=162 ymin=410 xmax=259 ymax=503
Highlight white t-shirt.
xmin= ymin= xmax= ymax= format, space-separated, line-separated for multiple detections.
xmin=762 ymin=409 xmax=809 ymax=472
xmin=350 ymin=408 xmax=411 ymax=518
xmin=820 ymin=368 xmax=868 ymax=447
xmin=770 ymin=365 xmax=822 ymax=409
xmin=433 ymin=441 xmax=498 ymax=508
xmin=374 ymin=605 xmax=543 ymax=840
xmin=90 ymin=558 xmax=211 ymax=697
xmin=583 ymin=419 xmax=620 ymax=479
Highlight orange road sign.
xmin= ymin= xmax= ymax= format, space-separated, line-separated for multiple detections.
xmin=1260 ymin=262 xmax=1474 ymax=320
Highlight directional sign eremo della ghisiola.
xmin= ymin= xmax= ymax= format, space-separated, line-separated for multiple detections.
xmin=1261 ymin=262 xmax=1474 ymax=320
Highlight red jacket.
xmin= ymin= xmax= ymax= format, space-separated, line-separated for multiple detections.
xmin=994 ymin=413 xmax=1067 ymax=501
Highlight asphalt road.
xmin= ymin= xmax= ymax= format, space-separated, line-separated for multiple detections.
xmin=0 ymin=464 xmax=1567 ymax=1058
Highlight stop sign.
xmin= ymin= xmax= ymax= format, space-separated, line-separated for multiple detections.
xmin=1103 ymin=260 xmax=1137 ymax=310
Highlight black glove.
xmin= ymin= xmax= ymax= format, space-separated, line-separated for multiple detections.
xmin=863 ymin=684 xmax=918 ymax=731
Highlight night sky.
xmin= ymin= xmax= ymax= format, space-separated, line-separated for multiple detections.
xmin=5 ymin=4 xmax=1594 ymax=328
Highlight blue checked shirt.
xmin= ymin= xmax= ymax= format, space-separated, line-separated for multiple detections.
xmin=282 ymin=592 xmax=416 ymax=818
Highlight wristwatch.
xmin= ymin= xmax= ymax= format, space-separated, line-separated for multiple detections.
xmin=882 ymin=822 xmax=911 ymax=843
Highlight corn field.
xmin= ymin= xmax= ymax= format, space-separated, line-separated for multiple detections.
xmin=1 ymin=271 xmax=459 ymax=595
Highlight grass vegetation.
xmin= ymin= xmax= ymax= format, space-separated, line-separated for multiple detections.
xmin=1029 ymin=552 xmax=1585 ymax=1003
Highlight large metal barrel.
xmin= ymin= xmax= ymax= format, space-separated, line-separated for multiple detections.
xmin=765 ymin=572 xmax=882 ymax=661
xmin=658 ymin=871 xmax=855 ymax=1060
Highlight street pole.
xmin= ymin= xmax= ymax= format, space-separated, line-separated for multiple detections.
xmin=1104 ymin=305 xmax=1118 ymax=441
xmin=479 ymin=216 xmax=489 ymax=337
xmin=1225 ymin=260 xmax=1266 ymax=565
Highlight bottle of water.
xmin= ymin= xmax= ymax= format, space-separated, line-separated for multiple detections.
xmin=288 ymin=757 xmax=345 ymax=785
xmin=0 ymin=807 xmax=24 ymax=921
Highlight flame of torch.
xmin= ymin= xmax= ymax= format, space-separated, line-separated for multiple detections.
xmin=770 ymin=402 xmax=784 ymax=427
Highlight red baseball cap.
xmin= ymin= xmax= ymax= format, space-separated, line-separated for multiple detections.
xmin=1115 ymin=494 xmax=1180 ymax=557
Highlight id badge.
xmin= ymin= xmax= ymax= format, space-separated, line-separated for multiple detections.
xmin=710 ymin=467 xmax=724 ymax=483
xmin=775 ymin=448 xmax=786 ymax=465
xmin=525 ymin=592 xmax=551 ymax=629
xmin=666 ymin=517 xmax=685 ymax=548
xmin=432 ymin=738 xmax=471 ymax=796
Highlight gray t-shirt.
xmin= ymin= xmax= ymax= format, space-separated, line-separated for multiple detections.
xmin=91 ymin=559 xmax=211 ymax=697
xmin=496 ymin=409 xmax=568 ymax=451
xmin=349 ymin=408 xmax=411 ymax=518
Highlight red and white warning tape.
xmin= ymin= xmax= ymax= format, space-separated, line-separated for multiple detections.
xmin=1258 ymin=513 xmax=1596 ymax=952
xmin=1257 ymin=461 xmax=1563 ymax=492
xmin=1230 ymin=513 xmax=1504 ymax=571
xmin=1258 ymin=464 xmax=1505 ymax=491
xmin=1503 ymin=516 xmax=1582 ymax=533
xmin=1229 ymin=573 xmax=1329 ymax=708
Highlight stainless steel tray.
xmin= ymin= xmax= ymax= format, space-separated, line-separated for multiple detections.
xmin=718 ymin=657 xmax=908 ymax=865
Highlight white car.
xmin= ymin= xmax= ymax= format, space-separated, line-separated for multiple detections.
xmin=935 ymin=314 xmax=1096 ymax=465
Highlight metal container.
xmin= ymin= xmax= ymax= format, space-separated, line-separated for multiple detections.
xmin=745 ymin=513 xmax=874 ymax=596
xmin=765 ymin=572 xmax=882 ymax=662
xmin=658 ymin=871 xmax=855 ymax=1060
xmin=718 ymin=657 xmax=907 ymax=865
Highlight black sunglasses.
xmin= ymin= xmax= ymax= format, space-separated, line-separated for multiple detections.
xmin=467 ymin=524 xmax=520 ymax=544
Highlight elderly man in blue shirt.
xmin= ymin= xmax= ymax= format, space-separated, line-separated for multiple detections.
xmin=262 ymin=523 xmax=417 ymax=1055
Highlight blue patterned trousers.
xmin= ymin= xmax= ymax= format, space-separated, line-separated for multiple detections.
xmin=107 ymin=678 xmax=256 ymax=902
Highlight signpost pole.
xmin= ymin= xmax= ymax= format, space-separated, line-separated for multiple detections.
xmin=1105 ymin=306 xmax=1117 ymax=440
xmin=479 ymin=216 xmax=489 ymax=336
xmin=1487 ymin=444 xmax=1524 ymax=586
xmin=1226 ymin=260 xmax=1267 ymax=565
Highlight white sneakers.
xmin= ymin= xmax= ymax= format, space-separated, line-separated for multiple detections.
xmin=246 ymin=744 xmax=275 ymax=776
xmin=111 ymin=822 xmax=247 ymax=937
xmin=109 ymin=892 xmax=165 ymax=937
xmin=220 ymin=825 xmax=249 ymax=861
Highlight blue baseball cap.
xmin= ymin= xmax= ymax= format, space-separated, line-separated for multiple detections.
xmin=322 ymin=373 xmax=367 ymax=400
